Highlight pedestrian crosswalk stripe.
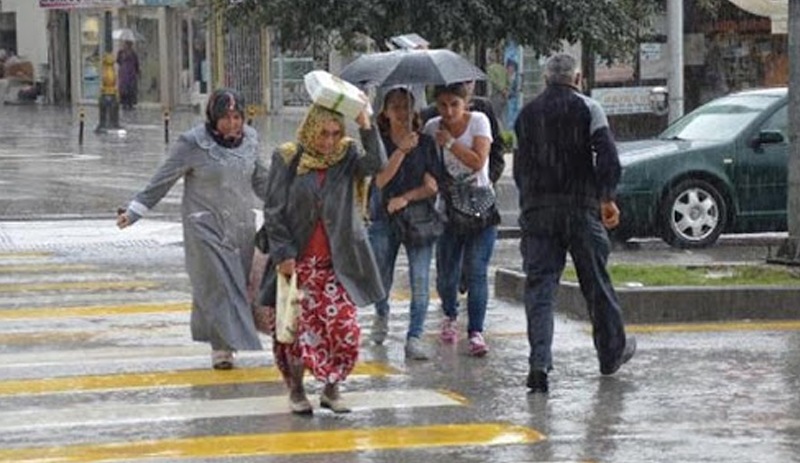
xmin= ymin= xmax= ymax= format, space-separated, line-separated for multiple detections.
xmin=0 ymin=423 xmax=544 ymax=462
xmin=0 ymin=251 xmax=52 ymax=259
xmin=0 ymin=363 xmax=398 ymax=397
xmin=0 ymin=301 xmax=190 ymax=320
xmin=0 ymin=389 xmax=464 ymax=432
xmin=0 ymin=263 xmax=94 ymax=274
xmin=0 ymin=280 xmax=160 ymax=293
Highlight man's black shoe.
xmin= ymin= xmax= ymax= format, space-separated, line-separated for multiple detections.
xmin=527 ymin=370 xmax=548 ymax=394
xmin=600 ymin=336 xmax=637 ymax=375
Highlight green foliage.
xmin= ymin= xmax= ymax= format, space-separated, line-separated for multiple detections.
xmin=562 ymin=264 xmax=800 ymax=287
xmin=199 ymin=0 xmax=665 ymax=63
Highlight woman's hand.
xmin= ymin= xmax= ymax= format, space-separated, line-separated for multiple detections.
xmin=434 ymin=129 xmax=453 ymax=148
xmin=398 ymin=132 xmax=419 ymax=153
xmin=277 ymin=258 xmax=296 ymax=277
xmin=116 ymin=209 xmax=131 ymax=229
xmin=355 ymin=92 xmax=372 ymax=130
xmin=387 ymin=195 xmax=409 ymax=214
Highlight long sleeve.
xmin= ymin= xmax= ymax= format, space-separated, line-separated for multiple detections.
xmin=262 ymin=149 xmax=298 ymax=264
xmin=354 ymin=126 xmax=388 ymax=178
xmin=128 ymin=135 xmax=192 ymax=216
xmin=251 ymin=156 xmax=270 ymax=203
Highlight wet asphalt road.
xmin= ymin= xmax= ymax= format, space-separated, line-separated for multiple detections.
xmin=1 ymin=104 xmax=799 ymax=462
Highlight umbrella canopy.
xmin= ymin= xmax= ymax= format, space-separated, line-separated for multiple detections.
xmin=340 ymin=48 xmax=486 ymax=87
xmin=112 ymin=28 xmax=145 ymax=42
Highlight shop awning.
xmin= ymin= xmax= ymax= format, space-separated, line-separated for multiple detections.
xmin=727 ymin=0 xmax=788 ymax=33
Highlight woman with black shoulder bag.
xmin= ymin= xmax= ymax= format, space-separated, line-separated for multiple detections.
xmin=422 ymin=82 xmax=499 ymax=357
xmin=367 ymin=87 xmax=443 ymax=360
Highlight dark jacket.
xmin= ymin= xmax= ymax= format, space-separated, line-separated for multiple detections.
xmin=259 ymin=127 xmax=387 ymax=307
xmin=513 ymin=84 xmax=620 ymax=229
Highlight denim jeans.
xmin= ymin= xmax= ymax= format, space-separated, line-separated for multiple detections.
xmin=368 ymin=219 xmax=434 ymax=339
xmin=436 ymin=224 xmax=497 ymax=333
xmin=520 ymin=208 xmax=626 ymax=373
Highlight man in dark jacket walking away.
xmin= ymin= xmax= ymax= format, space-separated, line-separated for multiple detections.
xmin=513 ymin=53 xmax=635 ymax=394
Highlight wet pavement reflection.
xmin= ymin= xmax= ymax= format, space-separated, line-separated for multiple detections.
xmin=0 ymin=105 xmax=798 ymax=462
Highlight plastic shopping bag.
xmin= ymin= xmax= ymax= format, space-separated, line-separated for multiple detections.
xmin=275 ymin=272 xmax=302 ymax=343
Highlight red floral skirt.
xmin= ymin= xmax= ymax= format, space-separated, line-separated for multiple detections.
xmin=267 ymin=255 xmax=360 ymax=385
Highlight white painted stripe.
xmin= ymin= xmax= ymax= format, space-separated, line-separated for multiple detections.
xmin=0 ymin=389 xmax=461 ymax=432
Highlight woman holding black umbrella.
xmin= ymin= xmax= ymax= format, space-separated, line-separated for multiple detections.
xmin=367 ymin=86 xmax=441 ymax=360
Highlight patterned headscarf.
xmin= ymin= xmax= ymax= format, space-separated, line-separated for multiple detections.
xmin=205 ymin=88 xmax=245 ymax=148
xmin=296 ymin=104 xmax=350 ymax=175
xmin=295 ymin=104 xmax=369 ymax=218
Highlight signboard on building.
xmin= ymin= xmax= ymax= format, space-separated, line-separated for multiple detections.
xmin=39 ymin=0 xmax=126 ymax=8
xmin=591 ymin=87 xmax=654 ymax=115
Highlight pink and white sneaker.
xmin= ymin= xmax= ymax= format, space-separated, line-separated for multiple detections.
xmin=440 ymin=318 xmax=458 ymax=344
xmin=468 ymin=332 xmax=489 ymax=357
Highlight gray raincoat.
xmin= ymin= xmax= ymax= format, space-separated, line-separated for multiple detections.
xmin=259 ymin=127 xmax=387 ymax=308
xmin=127 ymin=124 xmax=269 ymax=350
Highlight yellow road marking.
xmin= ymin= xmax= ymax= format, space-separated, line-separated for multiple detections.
xmin=0 ymin=302 xmax=190 ymax=320
xmin=0 ymin=251 xmax=52 ymax=259
xmin=0 ymin=331 xmax=95 ymax=346
xmin=0 ymin=264 xmax=94 ymax=274
xmin=0 ymin=363 xmax=398 ymax=397
xmin=0 ymin=280 xmax=160 ymax=293
xmin=0 ymin=423 xmax=544 ymax=462
xmin=627 ymin=320 xmax=800 ymax=334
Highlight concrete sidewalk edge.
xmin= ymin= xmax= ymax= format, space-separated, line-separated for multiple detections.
xmin=494 ymin=267 xmax=800 ymax=323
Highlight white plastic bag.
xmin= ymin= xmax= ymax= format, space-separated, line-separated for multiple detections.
xmin=275 ymin=272 xmax=302 ymax=343
xmin=304 ymin=70 xmax=372 ymax=120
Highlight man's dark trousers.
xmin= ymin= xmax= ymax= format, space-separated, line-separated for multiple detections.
xmin=521 ymin=207 xmax=627 ymax=373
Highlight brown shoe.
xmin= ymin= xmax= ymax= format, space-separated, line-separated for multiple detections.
xmin=320 ymin=385 xmax=351 ymax=414
xmin=289 ymin=392 xmax=313 ymax=416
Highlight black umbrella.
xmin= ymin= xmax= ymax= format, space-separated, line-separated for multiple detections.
xmin=340 ymin=48 xmax=486 ymax=87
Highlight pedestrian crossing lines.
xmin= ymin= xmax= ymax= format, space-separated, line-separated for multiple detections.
xmin=0 ymin=247 xmax=547 ymax=461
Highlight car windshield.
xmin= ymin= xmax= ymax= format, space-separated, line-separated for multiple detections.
xmin=659 ymin=94 xmax=781 ymax=142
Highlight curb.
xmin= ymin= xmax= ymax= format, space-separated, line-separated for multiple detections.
xmin=494 ymin=267 xmax=800 ymax=323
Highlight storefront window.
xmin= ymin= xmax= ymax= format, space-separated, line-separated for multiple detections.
xmin=80 ymin=13 xmax=102 ymax=101
xmin=127 ymin=15 xmax=160 ymax=104
xmin=178 ymin=15 xmax=207 ymax=105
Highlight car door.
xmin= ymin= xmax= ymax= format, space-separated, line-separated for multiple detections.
xmin=730 ymin=103 xmax=788 ymax=225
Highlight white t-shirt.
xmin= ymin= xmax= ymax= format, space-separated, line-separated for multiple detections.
xmin=423 ymin=111 xmax=493 ymax=187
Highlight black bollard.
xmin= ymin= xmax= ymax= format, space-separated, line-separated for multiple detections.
xmin=78 ymin=107 xmax=85 ymax=145
xmin=163 ymin=109 xmax=170 ymax=143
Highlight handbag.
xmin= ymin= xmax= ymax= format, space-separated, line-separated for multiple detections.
xmin=275 ymin=272 xmax=303 ymax=343
xmin=390 ymin=198 xmax=445 ymax=246
xmin=445 ymin=176 xmax=501 ymax=233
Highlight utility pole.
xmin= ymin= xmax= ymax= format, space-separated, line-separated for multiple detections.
xmin=667 ymin=0 xmax=684 ymax=123
xmin=770 ymin=0 xmax=799 ymax=265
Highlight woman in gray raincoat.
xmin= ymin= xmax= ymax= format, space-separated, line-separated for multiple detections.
xmin=117 ymin=88 xmax=269 ymax=370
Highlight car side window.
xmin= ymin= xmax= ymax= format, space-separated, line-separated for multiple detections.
xmin=759 ymin=105 xmax=788 ymax=140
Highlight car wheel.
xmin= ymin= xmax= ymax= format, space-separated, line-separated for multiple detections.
xmin=660 ymin=178 xmax=727 ymax=248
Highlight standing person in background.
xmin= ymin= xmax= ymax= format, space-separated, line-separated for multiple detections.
xmin=504 ymin=58 xmax=521 ymax=129
xmin=513 ymin=53 xmax=636 ymax=394
xmin=117 ymin=40 xmax=140 ymax=110
xmin=117 ymin=88 xmax=268 ymax=370
xmin=368 ymin=87 xmax=441 ymax=360
xmin=487 ymin=53 xmax=509 ymax=126
xmin=423 ymin=82 xmax=497 ymax=357
xmin=259 ymin=103 xmax=386 ymax=415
